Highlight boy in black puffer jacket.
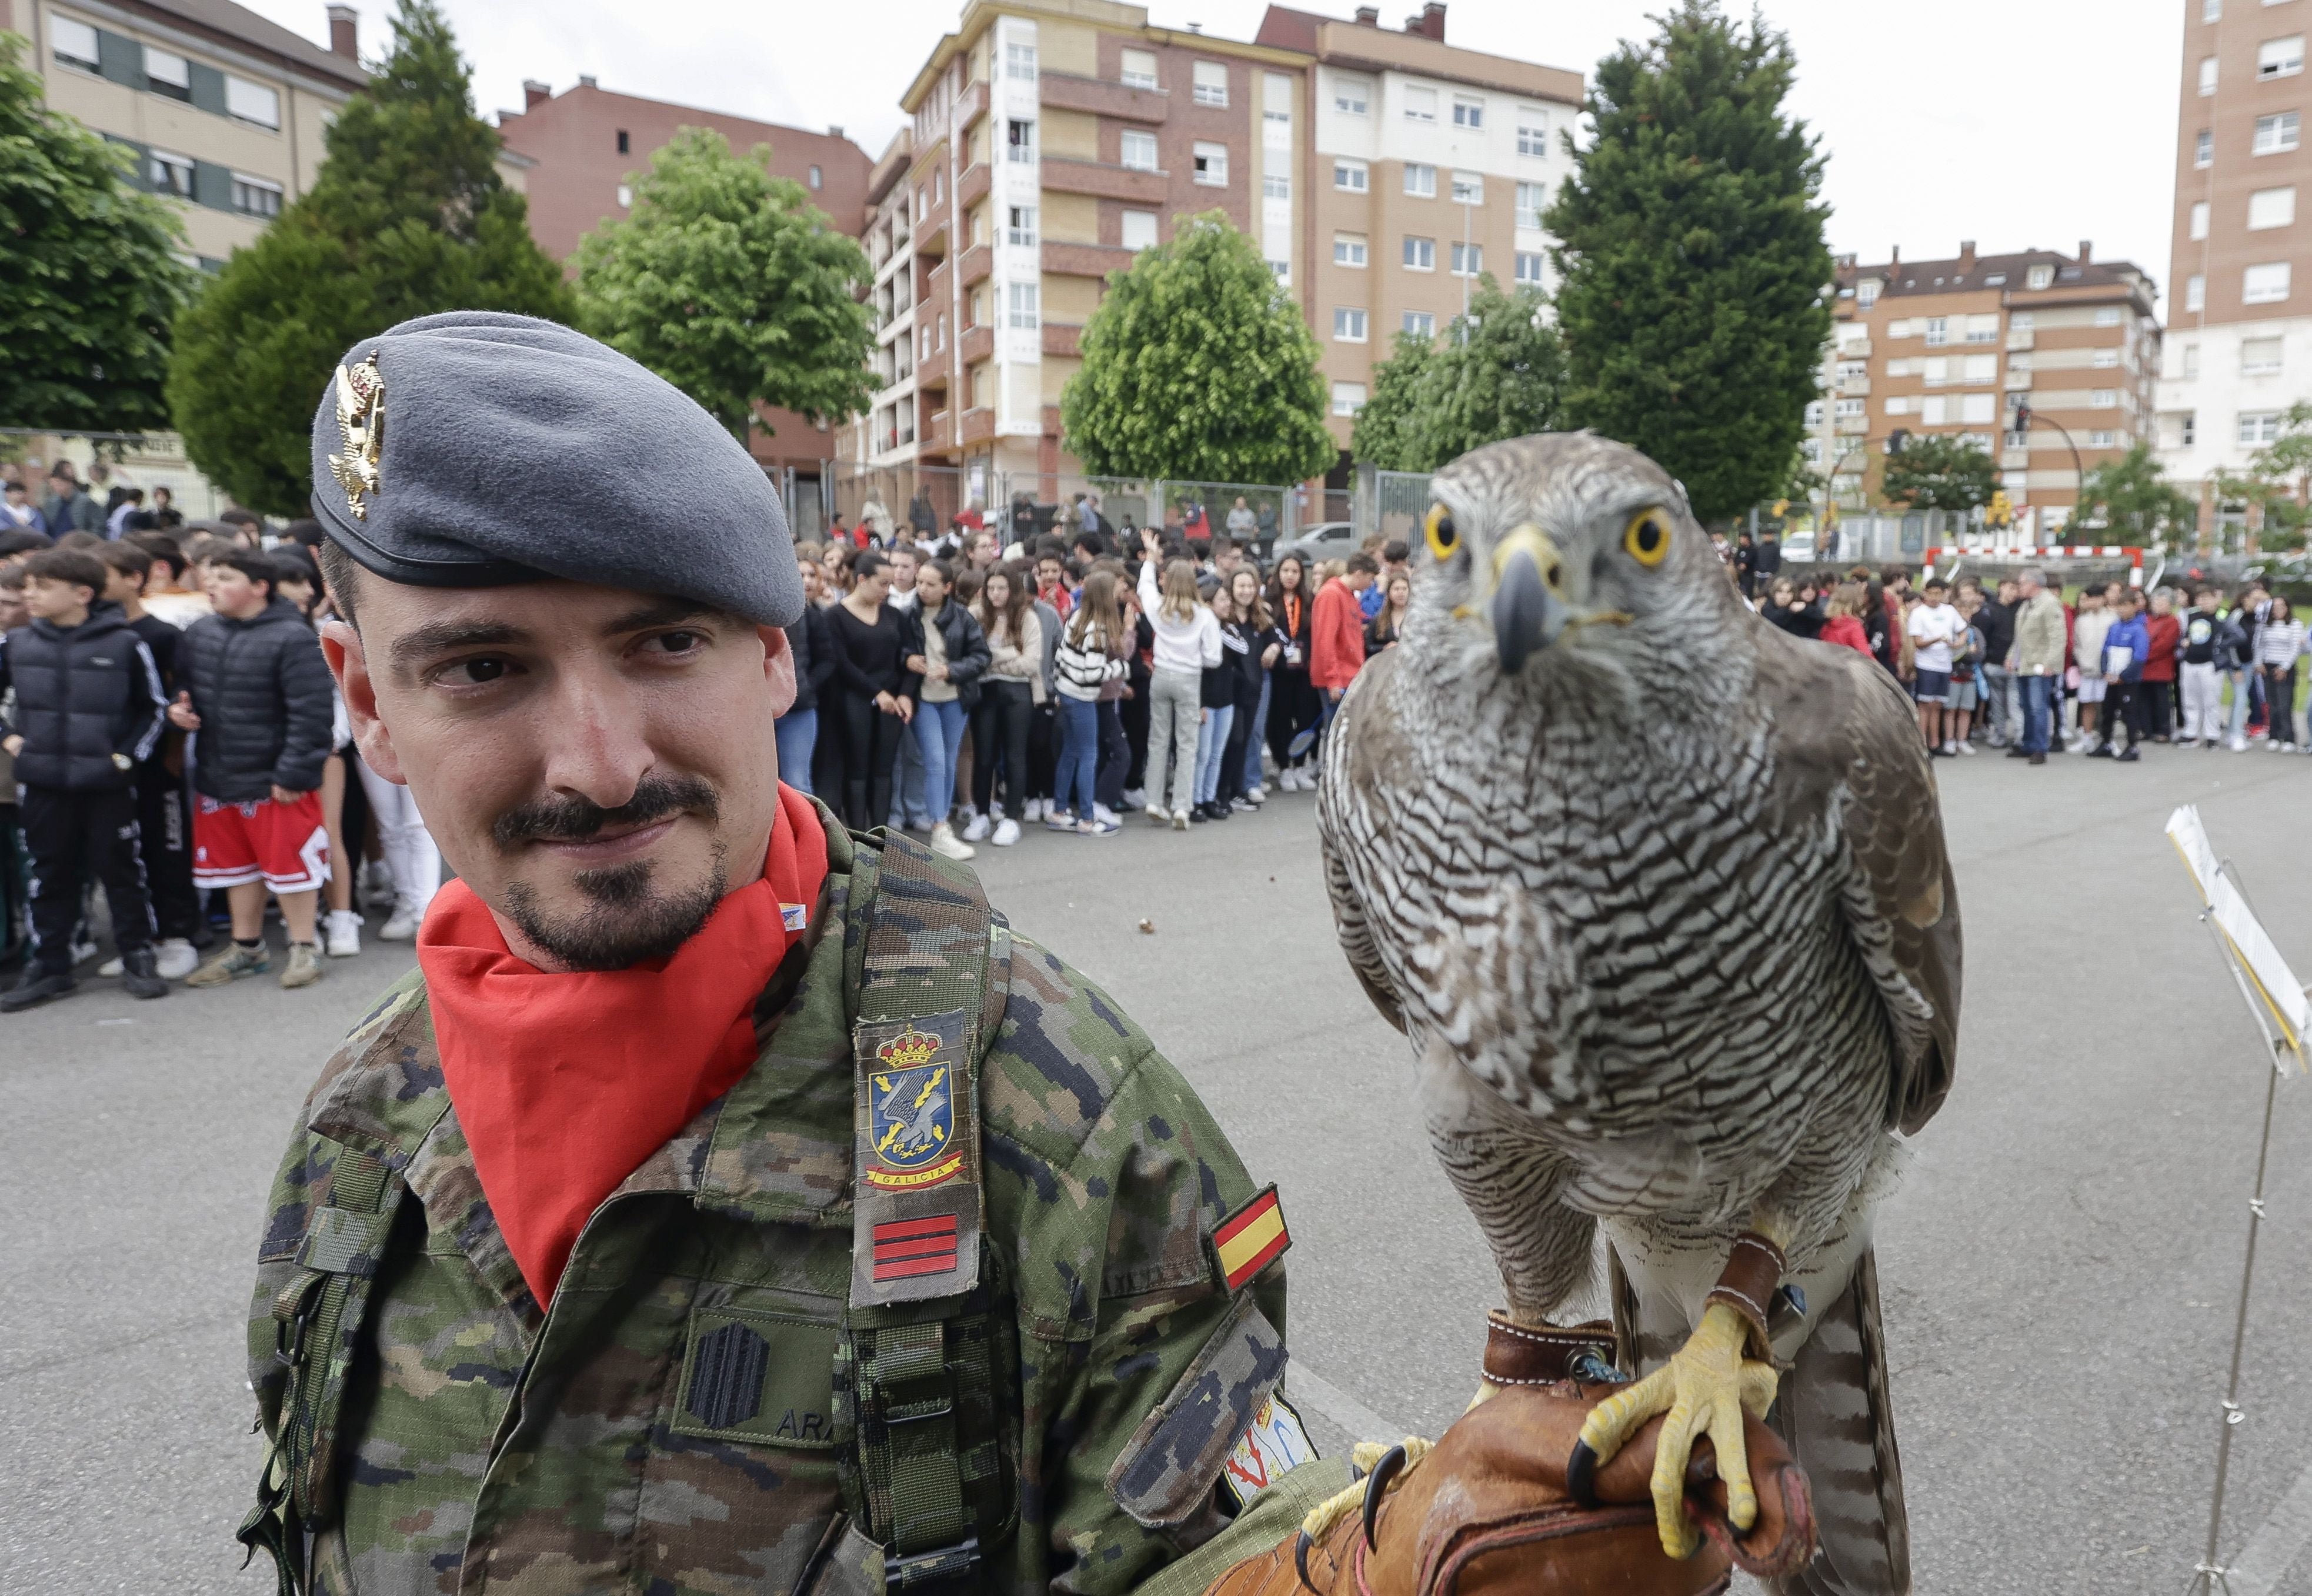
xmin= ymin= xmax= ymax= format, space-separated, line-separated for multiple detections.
xmin=0 ymin=548 xmax=170 ymax=1010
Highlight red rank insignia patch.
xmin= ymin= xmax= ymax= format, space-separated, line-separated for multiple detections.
xmin=1213 ymin=1186 xmax=1290 ymax=1291
xmin=872 ymin=1213 xmax=959 ymax=1281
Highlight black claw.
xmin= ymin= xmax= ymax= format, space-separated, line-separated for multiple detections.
xmin=1566 ymin=1439 xmax=1600 ymax=1509
xmin=1362 ymin=1445 xmax=1407 ymax=1548
xmin=1295 ymin=1531 xmax=1316 ymax=1592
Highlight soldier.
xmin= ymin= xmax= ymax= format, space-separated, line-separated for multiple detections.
xmin=240 ymin=313 xmax=1322 ymax=1595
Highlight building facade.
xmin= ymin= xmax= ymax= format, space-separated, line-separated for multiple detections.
xmin=1823 ymin=243 xmax=2160 ymax=530
xmin=2157 ymin=0 xmax=2312 ymax=525
xmin=7 ymin=0 xmax=365 ymax=268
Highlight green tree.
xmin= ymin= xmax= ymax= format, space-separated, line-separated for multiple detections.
xmin=0 ymin=32 xmax=195 ymax=432
xmin=1350 ymin=329 xmax=1437 ymax=472
xmin=168 ymin=1 xmax=571 ymax=515
xmin=574 ymin=128 xmax=875 ymax=442
xmin=1544 ymin=1 xmax=1831 ymax=523
xmin=2074 ymin=443 xmax=2197 ymax=547
xmin=1880 ymin=435 xmax=1996 ymax=512
xmin=1352 ymin=281 xmax=1566 ymax=472
xmin=1061 ymin=212 xmax=1333 ymax=484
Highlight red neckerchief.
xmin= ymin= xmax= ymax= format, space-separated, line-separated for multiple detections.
xmin=417 ymin=784 xmax=828 ymax=1304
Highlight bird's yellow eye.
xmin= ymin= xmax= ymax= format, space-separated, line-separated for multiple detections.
xmin=1623 ymin=509 xmax=1671 ymax=567
xmin=1424 ymin=505 xmax=1459 ymax=560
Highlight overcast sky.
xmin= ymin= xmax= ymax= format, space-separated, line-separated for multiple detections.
xmin=243 ymin=0 xmax=2187 ymax=310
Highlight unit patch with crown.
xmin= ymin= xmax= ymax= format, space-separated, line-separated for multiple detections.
xmin=863 ymin=1024 xmax=963 ymax=1190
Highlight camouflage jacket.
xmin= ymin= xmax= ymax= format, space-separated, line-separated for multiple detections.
xmin=247 ymin=814 xmax=1291 ymax=1595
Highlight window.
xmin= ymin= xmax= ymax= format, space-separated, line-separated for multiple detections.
xmin=1121 ymin=49 xmax=1158 ymax=90
xmin=1007 ymin=205 xmax=1036 ymax=246
xmin=1961 ymin=393 xmax=1997 ymax=424
xmin=1514 ymin=251 xmax=1544 ymax=287
xmin=2004 ymin=428 xmax=2030 ymax=449
xmin=1122 ymin=130 xmax=1158 ymax=171
xmin=2183 ymin=412 xmax=2198 ymax=446
xmin=1963 ymin=353 xmax=1997 ymax=383
xmin=1192 ymin=141 xmax=1227 ymax=186
xmin=1450 ymin=171 xmax=1482 ymax=205
xmin=2244 ymin=336 xmax=2284 ymax=372
xmin=144 ymin=46 xmax=191 ymax=101
xmin=1402 ymin=310 xmax=1435 ymax=338
xmin=1512 ymin=181 xmax=1546 ymax=231
xmin=1451 ymin=241 xmax=1482 ymax=276
xmin=1404 ymin=85 xmax=1437 ymax=122
xmin=2027 ymin=263 xmax=2054 ymax=289
xmin=2087 ymin=429 xmax=2119 ymax=449
xmin=2203 ymin=55 xmax=2220 ymax=94
xmin=1404 ymin=163 xmax=1436 ymax=198
xmin=2192 ymin=200 xmax=2211 ymax=240
xmin=1122 ymin=209 xmax=1158 ymax=251
xmin=2257 ymin=114 xmax=2302 ymax=158
xmin=1263 ymin=172 xmax=1290 ymax=199
xmin=1193 ymin=61 xmax=1228 ymax=106
xmin=1008 ymin=282 xmax=1039 ymax=329
xmin=1007 ymin=41 xmax=1037 ymax=80
xmin=1517 ymin=112 xmax=1548 ymax=157
xmin=2090 ymin=389 xmax=2119 ymax=409
xmin=226 ymin=75 xmax=281 ymax=129
xmin=1403 ymin=235 xmax=1435 ymax=270
xmin=1838 ymin=398 xmax=1867 ymax=418
xmin=2241 ymin=409 xmax=2284 ymax=443
xmin=1923 ymin=356 xmax=1949 ymax=386
xmin=1332 ymin=382 xmax=1367 ymax=416
xmin=1334 ymin=306 xmax=1367 ymax=342
xmin=1334 ymin=233 xmax=1367 ymax=267
xmin=51 ymin=16 xmax=98 ymax=70
xmin=1334 ymin=75 xmax=1370 ymax=115
xmin=1007 ymin=119 xmax=1036 ymax=163
xmin=1804 ymin=400 xmax=1826 ymax=427
xmin=1334 ymin=158 xmax=1368 ymax=192
xmin=617 ymin=129 xmax=630 ymax=154
xmin=1966 ymin=313 xmax=2000 ymax=343
xmin=2188 ymin=273 xmax=2207 ymax=310
xmin=146 ymin=150 xmax=195 ymax=198
xmin=617 ymin=182 xmax=633 ymax=208
xmin=809 ymin=165 xmax=823 ymax=190
xmin=1921 ymin=396 xmax=1948 ymax=425
xmin=933 ymin=170 xmax=943 ymax=203
xmin=2208 ymin=0 xmax=2223 ymax=16
xmin=2181 ymin=342 xmax=2201 ymax=378
xmin=1924 ymin=316 xmax=1950 ymax=346
xmin=1453 ymin=96 xmax=1484 ymax=129
xmin=1857 ymin=279 xmax=1879 ymax=309
xmin=2093 ymin=348 xmax=2120 ymax=366
xmin=2251 ymin=185 xmax=2299 ymax=227
xmin=231 ymin=173 xmax=283 ymax=219
xmin=1269 ymin=258 xmax=1290 ymax=281
xmin=2197 ymin=129 xmax=2215 ymax=167
xmin=2262 ymin=36 xmax=2305 ymax=76
xmin=2247 ymin=260 xmax=2294 ymax=300
xmin=936 ymin=313 xmax=946 ymax=350
xmin=1839 ymin=360 xmax=1868 ymax=380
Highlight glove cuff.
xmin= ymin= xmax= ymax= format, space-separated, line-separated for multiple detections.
xmin=1480 ymin=1312 xmax=1619 ymax=1387
xmin=1703 ymin=1233 xmax=1786 ymax=1358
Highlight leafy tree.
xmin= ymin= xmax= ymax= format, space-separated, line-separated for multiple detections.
xmin=168 ymin=1 xmax=572 ymax=515
xmin=2074 ymin=443 xmax=2197 ymax=547
xmin=1879 ymin=435 xmax=1996 ymax=512
xmin=0 ymin=33 xmax=195 ymax=432
xmin=1544 ymin=0 xmax=1831 ymax=524
xmin=1352 ymin=281 xmax=1565 ymax=472
xmin=1061 ymin=212 xmax=1333 ymax=485
xmin=574 ymin=128 xmax=875 ymax=442
xmin=1350 ymin=329 xmax=1438 ymax=472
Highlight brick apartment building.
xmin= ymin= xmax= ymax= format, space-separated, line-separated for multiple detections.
xmin=497 ymin=79 xmax=873 ymax=524
xmin=1814 ymin=243 xmax=2160 ymax=530
xmin=2157 ymin=0 xmax=2312 ymax=537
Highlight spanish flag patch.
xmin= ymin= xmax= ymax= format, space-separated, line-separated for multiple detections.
xmin=1213 ymin=1186 xmax=1291 ymax=1291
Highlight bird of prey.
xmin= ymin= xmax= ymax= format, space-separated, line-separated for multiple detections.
xmin=1317 ymin=433 xmax=1958 ymax=1595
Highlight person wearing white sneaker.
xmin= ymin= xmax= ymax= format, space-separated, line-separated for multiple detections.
xmin=962 ymin=812 xmax=992 ymax=843
xmin=969 ymin=567 xmax=1043 ymax=849
xmin=898 ymin=560 xmax=990 ymax=863
xmin=358 ymin=759 xmax=441 ymax=941
xmin=991 ymin=817 xmax=1021 ymax=846
xmin=324 ymin=907 xmax=363 ymax=956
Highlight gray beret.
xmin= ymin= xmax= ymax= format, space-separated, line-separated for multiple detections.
xmin=308 ymin=310 xmax=802 ymax=627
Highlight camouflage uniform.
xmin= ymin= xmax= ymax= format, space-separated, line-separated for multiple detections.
xmin=245 ymin=813 xmax=1292 ymax=1595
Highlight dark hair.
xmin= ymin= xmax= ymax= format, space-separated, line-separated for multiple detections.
xmin=98 ymin=541 xmax=154 ymax=584
xmin=1881 ymin=565 xmax=1909 ymax=585
xmin=3 ymin=478 xmax=26 ymax=494
xmin=56 ymin=529 xmax=105 ymax=551
xmin=271 ymin=546 xmax=321 ymax=586
xmin=282 ymin=518 xmax=328 ymax=547
xmin=185 ymin=533 xmax=239 ymax=567
xmin=128 ymin=530 xmax=188 ymax=581
xmin=921 ymin=557 xmax=955 ymax=588
xmin=24 ymin=547 xmax=108 ymax=596
xmin=1346 ymin=552 xmax=1380 ymax=576
xmin=212 ymin=550 xmax=276 ymax=597
xmin=0 ymin=563 xmax=26 ymax=591
xmin=1382 ymin=539 xmax=1409 ymax=565
xmin=316 ymin=539 xmax=363 ymax=629
xmin=0 ymin=527 xmax=52 ymax=557
xmin=1923 ymin=577 xmax=1948 ymax=593
xmin=1267 ymin=552 xmax=1309 ymax=613
xmin=853 ymin=549 xmax=892 ymax=582
xmin=219 ymin=507 xmax=262 ymax=529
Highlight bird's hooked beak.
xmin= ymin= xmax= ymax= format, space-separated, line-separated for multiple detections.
xmin=1491 ymin=523 xmax=1568 ymax=676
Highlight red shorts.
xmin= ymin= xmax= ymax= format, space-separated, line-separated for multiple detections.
xmin=193 ymin=792 xmax=331 ymax=893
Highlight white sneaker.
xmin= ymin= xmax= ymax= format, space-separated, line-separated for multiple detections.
xmin=992 ymin=818 xmax=1020 ymax=847
xmin=1245 ymin=785 xmax=1266 ymax=804
xmin=962 ymin=813 xmax=992 ymax=842
xmin=2231 ymin=736 xmax=2249 ymax=752
xmin=71 ymin=937 xmax=100 ymax=967
xmin=1954 ymin=741 xmax=1976 ymax=756
xmin=323 ymin=909 xmax=363 ymax=957
xmin=1045 ymin=810 xmax=1077 ymax=832
xmin=1172 ymin=809 xmax=1190 ymax=830
xmin=154 ymin=938 xmax=199 ymax=980
xmin=1122 ymin=788 xmax=1146 ymax=810
xmin=1145 ymin=802 xmax=1168 ymax=822
xmin=930 ymin=822 xmax=976 ymax=860
xmin=1093 ymin=804 xmax=1120 ymax=826
xmin=1023 ymin=798 xmax=1044 ymax=822
xmin=379 ymin=899 xmax=422 ymax=941
xmin=98 ymin=955 xmax=125 ymax=977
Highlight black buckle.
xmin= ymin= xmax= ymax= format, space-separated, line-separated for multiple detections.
xmin=885 ymin=1536 xmax=979 ymax=1593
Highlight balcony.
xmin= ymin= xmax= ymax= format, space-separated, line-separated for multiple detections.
xmin=958 ymin=242 xmax=993 ymax=291
xmin=916 ymin=346 xmax=950 ymax=392
xmin=959 ymin=322 xmax=994 ymax=367
xmin=2004 ymin=371 xmax=2031 ymax=390
xmin=956 ymin=79 xmax=990 ymax=134
xmin=2001 ymin=450 xmax=2030 ymax=470
xmin=959 ymin=406 xmax=997 ymax=449
xmin=1042 ymin=322 xmax=1083 ymax=358
xmin=1836 ymin=414 xmax=1866 ymax=433
xmin=1835 ymin=338 xmax=1870 ymax=358
xmin=1038 ymin=69 xmax=1169 ymax=123
xmin=926 ymin=258 xmax=950 ymax=303
xmin=2006 ymin=330 xmax=2034 ymax=351
xmin=1040 ymin=155 xmax=1169 ymax=204
xmin=1042 ymin=239 xmax=1137 ymax=280
xmin=916 ymin=213 xmax=949 ymax=261
xmin=957 ymin=161 xmax=991 ymax=213
xmin=1838 ymin=375 xmax=1870 ymax=396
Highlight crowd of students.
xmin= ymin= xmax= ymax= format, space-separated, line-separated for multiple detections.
xmin=779 ymin=520 xmax=1404 ymax=856
xmin=1744 ymin=558 xmax=2311 ymax=762
xmin=0 ymin=511 xmax=441 ymax=1010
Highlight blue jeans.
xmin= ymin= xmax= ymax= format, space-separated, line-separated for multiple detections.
xmin=774 ymin=708 xmax=818 ymax=796
xmin=2020 ymin=673 xmax=2053 ymax=754
xmin=1241 ymin=674 xmax=1272 ymax=792
xmin=913 ymin=698 xmax=968 ymax=825
xmin=1194 ymin=704 xmax=1234 ymax=804
xmin=1056 ymin=697 xmax=1099 ymax=818
xmin=2227 ymin=669 xmax=2253 ymax=742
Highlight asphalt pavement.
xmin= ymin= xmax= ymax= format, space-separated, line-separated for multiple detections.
xmin=5 ymin=739 xmax=2311 ymax=1594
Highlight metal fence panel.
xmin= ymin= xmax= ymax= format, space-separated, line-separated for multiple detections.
xmin=1367 ymin=469 xmax=1434 ymax=546
xmin=826 ymin=462 xmax=976 ymax=545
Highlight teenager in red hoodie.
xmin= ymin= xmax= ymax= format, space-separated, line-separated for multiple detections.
xmin=1310 ymin=550 xmax=1378 ymax=764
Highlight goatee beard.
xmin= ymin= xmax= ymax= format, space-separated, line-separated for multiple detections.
xmin=495 ymin=774 xmax=729 ymax=970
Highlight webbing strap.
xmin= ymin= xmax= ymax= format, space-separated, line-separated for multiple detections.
xmin=855 ymin=834 xmax=996 ymax=1043
xmin=283 ymin=1148 xmax=398 ymax=1530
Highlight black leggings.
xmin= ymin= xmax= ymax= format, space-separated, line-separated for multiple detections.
xmin=971 ymin=680 xmax=1035 ymax=818
xmin=1093 ymin=700 xmax=1130 ymax=810
xmin=838 ymin=692 xmax=906 ymax=833
xmin=1267 ymin=667 xmax=1320 ymax=769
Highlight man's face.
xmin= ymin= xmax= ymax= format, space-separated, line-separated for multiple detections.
xmin=1216 ymin=546 xmax=1242 ymax=576
xmin=325 ymin=579 xmax=796 ymax=973
xmin=970 ymin=535 xmax=995 ymax=567
xmin=1037 ymin=558 xmax=1062 ymax=589
xmin=208 ymin=566 xmax=269 ymax=619
xmin=1998 ymin=581 xmax=2018 ymax=603
xmin=25 ymin=575 xmax=92 ymax=622
xmin=1348 ymin=569 xmax=1374 ymax=593
xmin=102 ymin=564 xmax=141 ymax=605
xmin=2153 ymin=592 xmax=2173 ymax=615
xmin=2080 ymin=592 xmax=2103 ymax=612
xmin=49 ymin=476 xmax=76 ymax=500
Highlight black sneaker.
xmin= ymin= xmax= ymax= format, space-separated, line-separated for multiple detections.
xmin=2086 ymin=745 xmax=2114 ymax=759
xmin=1 ymin=968 xmax=77 ymax=1013
xmin=1189 ymin=805 xmax=1209 ymax=823
xmin=1205 ymin=801 xmax=1232 ymax=822
xmin=120 ymin=946 xmax=168 ymax=1000
xmin=2005 ymin=746 xmax=2033 ymax=759
xmin=2117 ymin=746 xmax=2141 ymax=763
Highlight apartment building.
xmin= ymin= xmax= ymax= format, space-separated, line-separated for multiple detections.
xmin=862 ymin=132 xmax=922 ymax=473
xmin=8 ymin=0 xmax=365 ymax=268
xmin=1821 ymin=243 xmax=2160 ymax=529
xmin=2158 ymin=0 xmax=2312 ymax=523
xmin=1256 ymin=4 xmax=1582 ymax=443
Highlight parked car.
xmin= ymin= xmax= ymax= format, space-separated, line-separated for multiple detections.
xmin=1271 ymin=521 xmax=1357 ymax=567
